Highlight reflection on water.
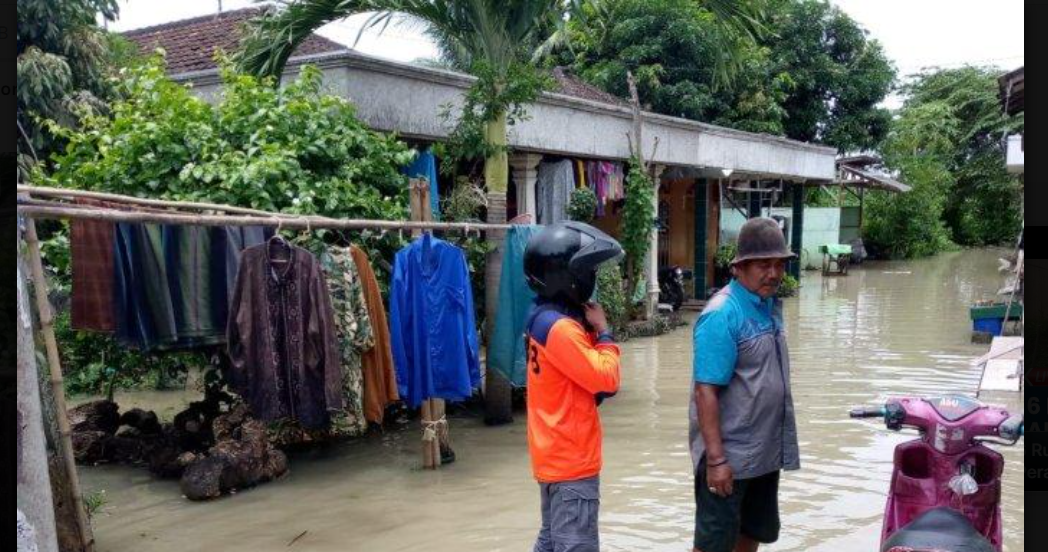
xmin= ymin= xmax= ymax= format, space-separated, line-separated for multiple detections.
xmin=82 ymin=249 xmax=1023 ymax=552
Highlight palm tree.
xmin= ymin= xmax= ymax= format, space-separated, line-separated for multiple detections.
xmin=236 ymin=0 xmax=768 ymax=425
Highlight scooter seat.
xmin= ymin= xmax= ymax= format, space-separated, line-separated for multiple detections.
xmin=882 ymin=508 xmax=995 ymax=552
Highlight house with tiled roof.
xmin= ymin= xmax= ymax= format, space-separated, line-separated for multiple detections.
xmin=123 ymin=7 xmax=347 ymax=74
xmin=123 ymin=9 xmax=840 ymax=302
xmin=123 ymin=7 xmax=625 ymax=108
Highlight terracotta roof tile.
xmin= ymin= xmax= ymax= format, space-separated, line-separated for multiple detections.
xmin=551 ymin=67 xmax=628 ymax=107
xmin=123 ymin=7 xmax=346 ymax=75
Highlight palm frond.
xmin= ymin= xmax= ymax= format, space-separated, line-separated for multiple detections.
xmin=236 ymin=0 xmax=379 ymax=78
xmin=237 ymin=0 xmax=569 ymax=80
xmin=702 ymin=0 xmax=769 ymax=42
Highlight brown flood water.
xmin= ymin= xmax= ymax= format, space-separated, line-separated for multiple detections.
xmin=80 ymin=249 xmax=1024 ymax=552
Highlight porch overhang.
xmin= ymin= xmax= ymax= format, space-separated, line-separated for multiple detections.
xmin=175 ymin=50 xmax=838 ymax=182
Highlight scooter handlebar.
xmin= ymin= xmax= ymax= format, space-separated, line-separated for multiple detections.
xmin=849 ymin=406 xmax=887 ymax=419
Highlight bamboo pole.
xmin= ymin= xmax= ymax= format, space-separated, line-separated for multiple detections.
xmin=17 ymin=185 xmax=277 ymax=217
xmin=22 ymin=219 xmax=95 ymax=552
xmin=17 ymin=203 xmax=512 ymax=233
xmin=409 ymin=180 xmax=440 ymax=470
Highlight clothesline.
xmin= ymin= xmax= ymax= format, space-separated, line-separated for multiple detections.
xmin=18 ymin=184 xmax=277 ymax=217
xmin=17 ymin=186 xmax=513 ymax=233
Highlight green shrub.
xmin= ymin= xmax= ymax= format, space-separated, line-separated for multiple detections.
xmin=777 ymin=274 xmax=799 ymax=298
xmin=568 ymin=187 xmax=598 ymax=224
xmin=715 ymin=243 xmax=737 ymax=269
xmin=595 ymin=264 xmax=629 ymax=336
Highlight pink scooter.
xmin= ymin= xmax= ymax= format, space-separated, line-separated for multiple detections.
xmin=850 ymin=395 xmax=1023 ymax=552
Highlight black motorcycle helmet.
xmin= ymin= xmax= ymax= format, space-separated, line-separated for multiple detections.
xmin=524 ymin=222 xmax=624 ymax=305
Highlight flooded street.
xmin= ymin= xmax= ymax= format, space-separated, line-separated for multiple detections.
xmin=81 ymin=249 xmax=1024 ymax=552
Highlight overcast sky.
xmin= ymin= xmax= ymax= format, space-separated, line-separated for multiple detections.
xmin=108 ymin=0 xmax=1024 ymax=94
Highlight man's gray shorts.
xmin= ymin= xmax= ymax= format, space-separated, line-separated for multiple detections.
xmin=533 ymin=476 xmax=601 ymax=552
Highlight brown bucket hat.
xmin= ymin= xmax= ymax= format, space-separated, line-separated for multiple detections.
xmin=731 ymin=217 xmax=797 ymax=265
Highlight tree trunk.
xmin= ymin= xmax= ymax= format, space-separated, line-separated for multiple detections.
xmin=17 ymin=238 xmax=60 ymax=552
xmin=484 ymin=113 xmax=509 ymax=194
xmin=483 ymin=113 xmax=514 ymax=426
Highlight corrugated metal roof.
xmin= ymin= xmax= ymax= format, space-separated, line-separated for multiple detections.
xmin=835 ymin=165 xmax=912 ymax=193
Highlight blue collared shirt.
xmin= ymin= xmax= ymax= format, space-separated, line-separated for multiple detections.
xmin=390 ymin=234 xmax=481 ymax=408
xmin=690 ymin=279 xmax=800 ymax=478
xmin=693 ymin=279 xmax=779 ymax=386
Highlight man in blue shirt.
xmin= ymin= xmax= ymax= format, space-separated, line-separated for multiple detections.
xmin=691 ymin=218 xmax=801 ymax=552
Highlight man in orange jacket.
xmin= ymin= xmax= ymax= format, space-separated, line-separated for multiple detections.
xmin=523 ymin=222 xmax=624 ymax=552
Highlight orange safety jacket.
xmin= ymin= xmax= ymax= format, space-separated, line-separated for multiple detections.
xmin=525 ymin=304 xmax=621 ymax=483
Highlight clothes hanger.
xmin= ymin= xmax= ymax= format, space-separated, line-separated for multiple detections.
xmin=268 ymin=217 xmax=291 ymax=264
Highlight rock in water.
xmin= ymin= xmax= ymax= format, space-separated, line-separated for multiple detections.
xmin=120 ymin=408 xmax=162 ymax=435
xmin=181 ymin=456 xmax=228 ymax=501
xmin=69 ymin=400 xmax=120 ymax=434
xmin=72 ymin=430 xmax=113 ymax=464
xmin=180 ymin=405 xmax=289 ymax=501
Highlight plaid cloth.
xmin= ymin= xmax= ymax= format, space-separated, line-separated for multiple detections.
xmin=71 ymin=199 xmax=117 ymax=332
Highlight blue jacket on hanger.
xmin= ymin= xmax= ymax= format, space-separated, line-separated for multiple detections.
xmin=390 ymin=234 xmax=480 ymax=407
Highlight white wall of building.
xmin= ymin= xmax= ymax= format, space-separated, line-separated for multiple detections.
xmin=721 ymin=207 xmax=842 ymax=269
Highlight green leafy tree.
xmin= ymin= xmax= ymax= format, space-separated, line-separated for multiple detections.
xmin=763 ymin=0 xmax=895 ymax=152
xmin=901 ymin=67 xmax=1023 ymax=245
xmin=560 ymin=0 xmax=786 ymax=134
xmin=41 ymin=59 xmax=413 ymax=220
xmin=864 ymin=102 xmax=957 ymax=259
xmin=560 ymin=0 xmax=894 ymax=149
xmin=16 ymin=0 xmax=122 ymax=170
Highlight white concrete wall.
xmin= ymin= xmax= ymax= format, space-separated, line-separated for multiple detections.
xmin=1008 ymin=135 xmax=1024 ymax=174
xmin=721 ymin=207 xmax=841 ymax=270
xmin=180 ymin=51 xmax=837 ymax=182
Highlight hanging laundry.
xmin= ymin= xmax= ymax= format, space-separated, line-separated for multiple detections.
xmin=576 ymin=159 xmax=587 ymax=189
xmin=390 ymin=234 xmax=481 ymax=408
xmin=166 ymin=225 xmax=224 ymax=347
xmin=210 ymin=226 xmax=272 ymax=333
xmin=227 ymin=241 xmax=343 ymax=429
xmin=320 ymin=246 xmax=375 ymax=436
xmin=351 ymin=245 xmax=401 ymax=425
xmin=586 ymin=160 xmax=605 ymax=217
xmin=536 ymin=160 xmax=575 ymax=225
xmin=596 ymin=162 xmax=614 ymax=202
xmin=113 ymin=224 xmax=178 ymax=350
xmin=71 ymin=200 xmax=118 ymax=332
xmin=403 ymin=148 xmax=442 ymax=220
xmin=113 ymin=224 xmax=267 ymax=351
xmin=609 ymin=163 xmax=626 ymax=201
xmin=488 ymin=226 xmax=541 ymax=387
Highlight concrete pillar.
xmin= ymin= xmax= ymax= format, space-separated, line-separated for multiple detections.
xmin=645 ymin=165 xmax=667 ymax=319
xmin=790 ymin=183 xmax=804 ymax=279
xmin=694 ymin=180 xmax=710 ymax=299
xmin=510 ymin=153 xmax=542 ymax=220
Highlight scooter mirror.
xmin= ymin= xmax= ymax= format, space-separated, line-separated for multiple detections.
xmin=999 ymin=416 xmax=1023 ymax=442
